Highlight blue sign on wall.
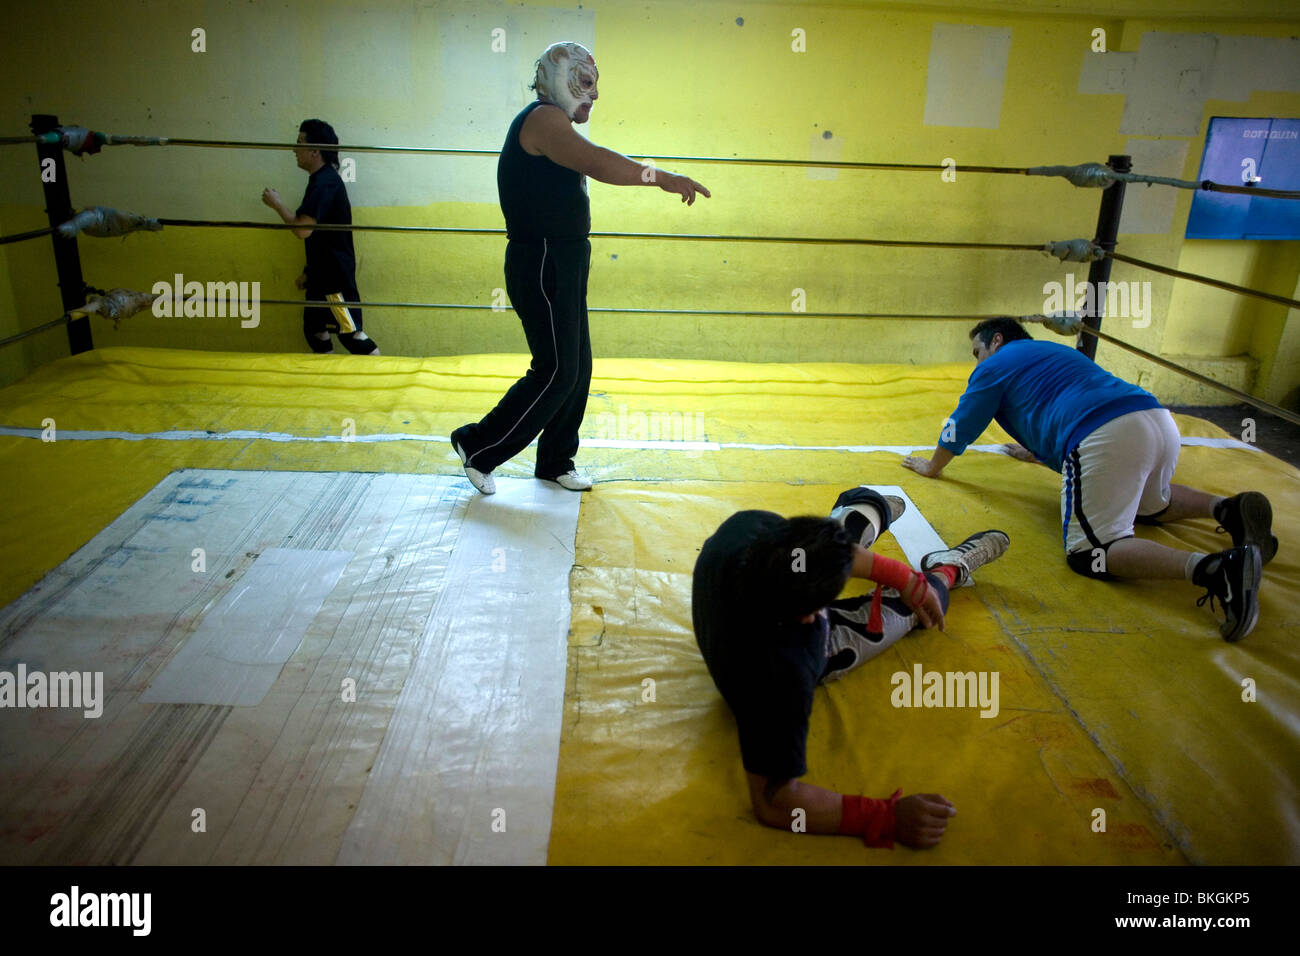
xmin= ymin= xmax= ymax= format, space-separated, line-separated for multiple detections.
xmin=1185 ymin=117 xmax=1300 ymax=240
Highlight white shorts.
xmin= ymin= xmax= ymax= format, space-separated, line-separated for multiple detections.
xmin=1061 ymin=407 xmax=1181 ymax=554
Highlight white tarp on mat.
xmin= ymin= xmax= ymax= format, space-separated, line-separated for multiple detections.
xmin=338 ymin=478 xmax=580 ymax=865
xmin=141 ymin=548 xmax=352 ymax=707
xmin=0 ymin=469 xmax=579 ymax=866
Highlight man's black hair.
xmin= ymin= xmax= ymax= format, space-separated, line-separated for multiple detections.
xmin=743 ymin=516 xmax=856 ymax=624
xmin=969 ymin=316 xmax=1032 ymax=349
xmin=299 ymin=118 xmax=340 ymax=169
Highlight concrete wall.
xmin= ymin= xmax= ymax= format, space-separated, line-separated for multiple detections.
xmin=0 ymin=0 xmax=1296 ymax=406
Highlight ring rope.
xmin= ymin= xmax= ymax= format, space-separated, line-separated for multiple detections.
xmin=9 ymin=211 xmax=1295 ymax=310
xmin=8 ymin=126 xmax=1291 ymax=422
xmin=9 ymin=289 xmax=1295 ymax=425
xmin=0 ymin=133 xmax=1037 ymax=166
xmin=88 ymin=214 xmax=1300 ymax=309
xmin=10 ymin=129 xmax=1300 ymax=199
xmin=0 ymin=316 xmax=70 ymax=350
xmin=166 ymin=299 xmax=1026 ymax=319
xmin=1025 ymin=162 xmax=1300 ymax=200
xmin=1106 ymin=250 xmax=1300 ymax=310
xmin=9 ymin=209 xmax=1296 ymax=310
xmin=0 ymin=226 xmax=55 ymax=246
xmin=1076 ymin=323 xmax=1300 ymax=427
xmin=154 ymin=218 xmax=1047 ymax=251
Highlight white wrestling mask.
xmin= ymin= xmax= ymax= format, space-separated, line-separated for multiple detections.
xmin=535 ymin=42 xmax=598 ymax=122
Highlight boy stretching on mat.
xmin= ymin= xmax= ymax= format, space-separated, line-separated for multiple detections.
xmin=692 ymin=488 xmax=1009 ymax=849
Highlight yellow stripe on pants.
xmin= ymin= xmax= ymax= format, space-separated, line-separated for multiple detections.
xmin=326 ymin=293 xmax=357 ymax=334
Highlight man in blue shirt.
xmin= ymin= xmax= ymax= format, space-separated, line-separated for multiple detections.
xmin=901 ymin=318 xmax=1277 ymax=642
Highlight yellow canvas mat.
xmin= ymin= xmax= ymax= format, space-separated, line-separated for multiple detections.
xmin=0 ymin=347 xmax=1295 ymax=864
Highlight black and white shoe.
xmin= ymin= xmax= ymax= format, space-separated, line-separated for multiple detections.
xmin=920 ymin=530 xmax=1010 ymax=588
xmin=450 ymin=431 xmax=495 ymax=496
xmin=542 ymin=470 xmax=593 ymax=491
xmin=1193 ymin=545 xmax=1262 ymax=642
xmin=1214 ymin=492 xmax=1277 ymax=565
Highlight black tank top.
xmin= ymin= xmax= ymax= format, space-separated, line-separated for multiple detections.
xmin=497 ymin=101 xmax=591 ymax=241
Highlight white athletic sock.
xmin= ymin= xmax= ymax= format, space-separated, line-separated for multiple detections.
xmin=1185 ymin=552 xmax=1208 ymax=580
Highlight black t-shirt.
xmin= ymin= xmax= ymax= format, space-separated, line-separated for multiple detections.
xmin=497 ymin=101 xmax=591 ymax=241
xmin=692 ymin=510 xmax=830 ymax=781
xmin=296 ymin=165 xmax=356 ymax=294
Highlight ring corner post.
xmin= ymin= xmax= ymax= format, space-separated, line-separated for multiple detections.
xmin=1079 ymin=153 xmax=1130 ymax=361
xmin=30 ymin=113 xmax=93 ymax=356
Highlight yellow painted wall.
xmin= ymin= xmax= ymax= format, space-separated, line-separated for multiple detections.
xmin=0 ymin=0 xmax=1296 ymax=406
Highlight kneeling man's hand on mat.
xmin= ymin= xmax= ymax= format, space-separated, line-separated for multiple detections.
xmin=900 ymin=454 xmax=940 ymax=478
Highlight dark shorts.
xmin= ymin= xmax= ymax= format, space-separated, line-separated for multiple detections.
xmin=303 ymin=286 xmax=377 ymax=354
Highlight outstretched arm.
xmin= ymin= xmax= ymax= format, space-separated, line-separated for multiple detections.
xmin=522 ymin=105 xmax=710 ymax=203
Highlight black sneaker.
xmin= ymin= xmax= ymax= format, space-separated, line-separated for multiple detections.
xmin=1213 ymin=492 xmax=1277 ymax=565
xmin=921 ymin=530 xmax=1010 ymax=587
xmin=1193 ymin=546 xmax=1262 ymax=642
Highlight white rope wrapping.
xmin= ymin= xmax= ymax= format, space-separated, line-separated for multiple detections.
xmin=57 ymin=206 xmax=163 ymax=239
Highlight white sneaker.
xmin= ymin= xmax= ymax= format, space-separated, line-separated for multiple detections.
xmin=921 ymin=530 xmax=1009 ymax=587
xmin=452 ymin=439 xmax=495 ymax=495
xmin=546 ymin=470 xmax=593 ymax=491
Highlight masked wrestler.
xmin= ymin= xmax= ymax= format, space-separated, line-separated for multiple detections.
xmin=450 ymin=42 xmax=710 ymax=494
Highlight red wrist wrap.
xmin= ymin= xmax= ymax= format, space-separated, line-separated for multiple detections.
xmin=840 ymin=789 xmax=902 ymax=848
xmin=867 ymin=585 xmax=884 ymax=634
xmin=869 ymin=556 xmax=927 ymax=606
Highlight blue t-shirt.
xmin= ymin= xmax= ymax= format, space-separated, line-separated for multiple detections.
xmin=939 ymin=339 xmax=1161 ymax=473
